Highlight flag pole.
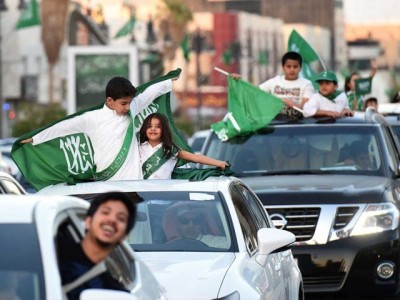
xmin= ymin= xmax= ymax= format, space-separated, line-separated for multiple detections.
xmin=214 ymin=67 xmax=230 ymax=76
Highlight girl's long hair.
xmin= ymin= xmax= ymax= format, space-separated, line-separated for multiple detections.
xmin=139 ymin=113 xmax=176 ymax=158
xmin=344 ymin=72 xmax=359 ymax=93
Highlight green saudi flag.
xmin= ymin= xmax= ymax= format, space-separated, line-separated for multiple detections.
xmin=16 ymin=0 xmax=41 ymax=29
xmin=114 ymin=16 xmax=136 ymax=38
xmin=11 ymin=69 xmax=192 ymax=190
xmin=180 ymin=34 xmax=190 ymax=63
xmin=211 ymin=76 xmax=284 ymax=141
xmin=355 ymin=77 xmax=373 ymax=98
xmin=287 ymin=29 xmax=322 ymax=89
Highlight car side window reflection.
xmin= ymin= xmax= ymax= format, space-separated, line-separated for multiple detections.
xmin=230 ymin=185 xmax=258 ymax=255
xmin=236 ymin=184 xmax=270 ymax=229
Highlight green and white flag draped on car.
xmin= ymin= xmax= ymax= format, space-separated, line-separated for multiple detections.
xmin=11 ymin=69 xmax=192 ymax=190
xmin=211 ymin=76 xmax=284 ymax=142
xmin=287 ymin=29 xmax=325 ymax=89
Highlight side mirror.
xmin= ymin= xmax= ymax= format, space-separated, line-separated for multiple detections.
xmin=80 ymin=289 xmax=138 ymax=300
xmin=255 ymin=228 xmax=295 ymax=266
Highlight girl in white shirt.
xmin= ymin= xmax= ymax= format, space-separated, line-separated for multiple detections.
xmin=139 ymin=113 xmax=227 ymax=179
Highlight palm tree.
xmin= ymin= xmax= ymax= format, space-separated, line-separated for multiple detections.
xmin=157 ymin=0 xmax=193 ymax=61
xmin=41 ymin=0 xmax=69 ymax=103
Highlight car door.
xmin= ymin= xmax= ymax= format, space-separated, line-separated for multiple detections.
xmin=234 ymin=183 xmax=300 ymax=299
xmin=54 ymin=207 xmax=162 ymax=300
xmin=230 ymin=183 xmax=287 ymax=299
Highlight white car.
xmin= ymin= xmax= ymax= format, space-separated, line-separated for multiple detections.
xmin=38 ymin=177 xmax=304 ymax=300
xmin=0 ymin=195 xmax=166 ymax=300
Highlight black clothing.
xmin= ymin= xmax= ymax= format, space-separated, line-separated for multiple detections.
xmin=58 ymin=240 xmax=127 ymax=299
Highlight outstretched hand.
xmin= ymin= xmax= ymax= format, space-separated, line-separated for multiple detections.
xmin=218 ymin=161 xmax=229 ymax=170
xmin=20 ymin=138 xmax=33 ymax=144
xmin=230 ymin=73 xmax=241 ymax=80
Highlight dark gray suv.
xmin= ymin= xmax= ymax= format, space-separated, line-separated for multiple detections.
xmin=201 ymin=110 xmax=400 ymax=297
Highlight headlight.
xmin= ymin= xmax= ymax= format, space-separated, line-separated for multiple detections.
xmin=351 ymin=203 xmax=399 ymax=236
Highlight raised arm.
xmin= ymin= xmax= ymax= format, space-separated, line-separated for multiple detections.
xmin=369 ymin=59 xmax=378 ymax=78
xmin=131 ymin=76 xmax=179 ymax=117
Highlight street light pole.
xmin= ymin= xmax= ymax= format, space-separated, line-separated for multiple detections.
xmin=193 ymin=29 xmax=204 ymax=131
xmin=0 ymin=0 xmax=26 ymax=138
xmin=0 ymin=3 xmax=6 ymax=138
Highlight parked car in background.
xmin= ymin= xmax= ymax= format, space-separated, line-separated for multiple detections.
xmin=0 ymin=171 xmax=26 ymax=195
xmin=200 ymin=110 xmax=400 ymax=297
xmin=379 ymin=103 xmax=400 ymax=142
xmin=187 ymin=130 xmax=209 ymax=153
xmin=0 ymin=195 xmax=166 ymax=300
xmin=37 ymin=177 xmax=303 ymax=300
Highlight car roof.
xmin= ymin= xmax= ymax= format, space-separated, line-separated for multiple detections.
xmin=378 ymin=103 xmax=400 ymax=115
xmin=0 ymin=195 xmax=88 ymax=223
xmin=268 ymin=110 xmax=386 ymax=126
xmin=37 ymin=177 xmax=236 ymax=196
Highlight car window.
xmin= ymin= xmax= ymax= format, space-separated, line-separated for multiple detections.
xmin=0 ymin=224 xmax=45 ymax=300
xmin=205 ymin=125 xmax=385 ymax=176
xmin=190 ymin=137 xmax=206 ymax=153
xmin=230 ymin=185 xmax=259 ymax=255
xmin=235 ymin=184 xmax=270 ymax=229
xmin=126 ymin=191 xmax=232 ymax=252
xmin=380 ymin=124 xmax=400 ymax=171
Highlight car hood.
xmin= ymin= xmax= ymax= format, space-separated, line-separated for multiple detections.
xmin=241 ymin=175 xmax=393 ymax=205
xmin=136 ymin=252 xmax=235 ymax=300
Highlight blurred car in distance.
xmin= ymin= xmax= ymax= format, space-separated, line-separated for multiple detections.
xmin=379 ymin=103 xmax=400 ymax=141
xmin=0 ymin=195 xmax=166 ymax=300
xmin=187 ymin=130 xmax=209 ymax=153
xmin=37 ymin=177 xmax=304 ymax=300
xmin=0 ymin=171 xmax=26 ymax=195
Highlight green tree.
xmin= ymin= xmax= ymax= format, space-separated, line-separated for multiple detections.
xmin=12 ymin=103 xmax=66 ymax=137
xmin=41 ymin=0 xmax=69 ymax=103
xmin=156 ymin=0 xmax=193 ymax=61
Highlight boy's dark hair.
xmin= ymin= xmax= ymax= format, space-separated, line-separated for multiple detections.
xmin=105 ymin=77 xmax=137 ymax=100
xmin=282 ymin=51 xmax=303 ymax=67
xmin=344 ymin=72 xmax=359 ymax=93
xmin=87 ymin=191 xmax=139 ymax=234
xmin=139 ymin=113 xmax=177 ymax=158
xmin=364 ymin=97 xmax=378 ymax=110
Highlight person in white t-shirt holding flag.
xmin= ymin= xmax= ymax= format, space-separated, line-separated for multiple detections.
xmin=259 ymin=51 xmax=315 ymax=110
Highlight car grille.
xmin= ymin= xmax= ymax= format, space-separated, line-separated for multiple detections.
xmin=267 ymin=207 xmax=320 ymax=242
xmin=333 ymin=206 xmax=359 ymax=230
xmin=303 ymin=275 xmax=345 ymax=289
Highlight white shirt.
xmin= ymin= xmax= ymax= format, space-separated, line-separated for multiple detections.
xmin=139 ymin=141 xmax=179 ymax=179
xmin=259 ymin=75 xmax=315 ymax=107
xmin=303 ymin=92 xmax=349 ymax=118
xmin=32 ymin=79 xmax=173 ymax=180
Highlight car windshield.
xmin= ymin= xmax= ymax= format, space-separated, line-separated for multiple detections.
xmin=0 ymin=224 xmax=45 ymax=300
xmin=127 ymin=191 xmax=233 ymax=252
xmin=204 ymin=125 xmax=385 ymax=177
xmin=190 ymin=137 xmax=206 ymax=153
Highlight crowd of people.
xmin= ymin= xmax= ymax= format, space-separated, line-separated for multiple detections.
xmin=232 ymin=51 xmax=382 ymax=119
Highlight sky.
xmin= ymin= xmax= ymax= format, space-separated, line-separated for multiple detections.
xmin=343 ymin=0 xmax=400 ymax=24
